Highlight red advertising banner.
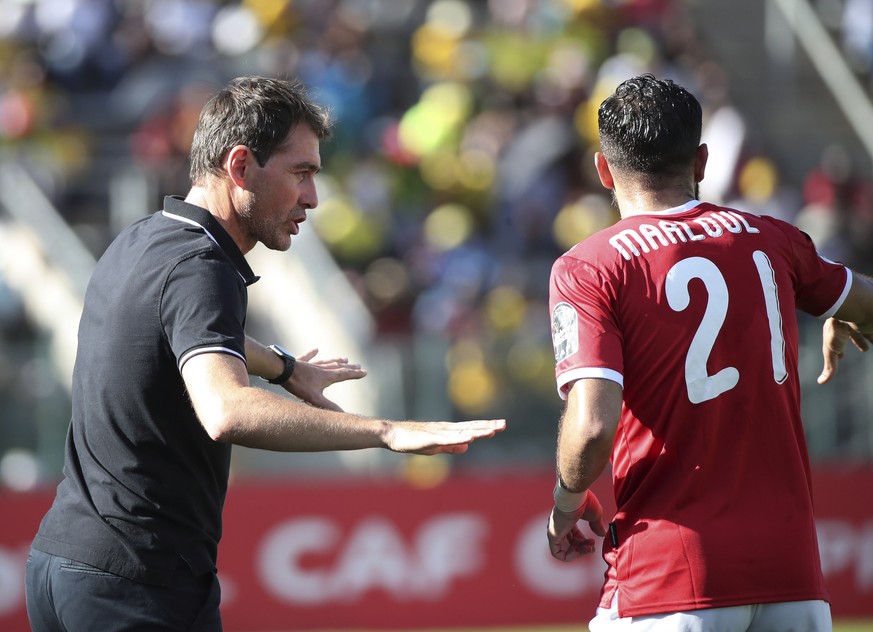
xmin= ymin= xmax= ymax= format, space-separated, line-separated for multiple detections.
xmin=217 ymin=470 xmax=615 ymax=630
xmin=1 ymin=467 xmax=871 ymax=630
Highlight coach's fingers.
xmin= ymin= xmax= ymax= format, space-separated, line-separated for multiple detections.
xmin=420 ymin=443 xmax=470 ymax=455
xmin=452 ymin=419 xmax=507 ymax=434
xmin=386 ymin=419 xmax=505 ymax=454
xmin=306 ymin=395 xmax=344 ymax=412
xmin=416 ymin=419 xmax=506 ymax=439
xmin=318 ymin=364 xmax=367 ymax=383
xmin=297 ymin=348 xmax=319 ymax=362
xmin=296 ymin=349 xmax=366 ymax=376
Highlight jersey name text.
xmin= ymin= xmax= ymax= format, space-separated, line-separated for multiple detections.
xmin=609 ymin=211 xmax=759 ymax=261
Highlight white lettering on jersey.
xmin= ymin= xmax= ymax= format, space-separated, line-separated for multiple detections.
xmin=639 ymin=223 xmax=671 ymax=251
xmin=713 ymin=211 xmax=743 ymax=233
xmin=658 ymin=221 xmax=687 ymax=244
xmin=552 ymin=302 xmax=579 ymax=363
xmin=695 ymin=216 xmax=723 ymax=238
xmin=609 ymin=229 xmax=650 ymax=259
xmin=728 ymin=210 xmax=760 ymax=233
xmin=681 ymin=221 xmax=707 ymax=242
xmin=610 ymin=211 xmax=760 ymax=261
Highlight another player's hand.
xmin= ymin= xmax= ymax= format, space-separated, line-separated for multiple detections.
xmin=383 ymin=419 xmax=506 ymax=455
xmin=282 ymin=348 xmax=367 ymax=411
xmin=547 ymin=491 xmax=606 ymax=561
xmin=818 ymin=318 xmax=873 ymax=384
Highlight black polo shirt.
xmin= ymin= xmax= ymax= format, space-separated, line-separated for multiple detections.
xmin=33 ymin=196 xmax=259 ymax=585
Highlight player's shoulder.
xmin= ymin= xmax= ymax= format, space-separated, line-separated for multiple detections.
xmin=550 ymin=226 xmax=635 ymax=295
xmin=559 ymin=218 xmax=634 ymax=260
xmin=705 ymin=202 xmax=797 ymax=233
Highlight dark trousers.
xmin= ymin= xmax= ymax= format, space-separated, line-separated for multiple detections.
xmin=25 ymin=548 xmax=222 ymax=632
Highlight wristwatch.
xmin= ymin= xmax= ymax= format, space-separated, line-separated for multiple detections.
xmin=265 ymin=344 xmax=296 ymax=385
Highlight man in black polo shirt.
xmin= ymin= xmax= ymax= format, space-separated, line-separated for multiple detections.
xmin=25 ymin=76 xmax=506 ymax=632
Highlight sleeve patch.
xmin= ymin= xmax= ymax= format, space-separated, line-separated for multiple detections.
xmin=552 ymin=302 xmax=579 ymax=363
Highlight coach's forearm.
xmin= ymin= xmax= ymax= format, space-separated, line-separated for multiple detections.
xmin=207 ymin=385 xmax=389 ymax=452
xmin=244 ymin=335 xmax=285 ymax=381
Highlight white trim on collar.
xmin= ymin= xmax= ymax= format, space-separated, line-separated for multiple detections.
xmin=645 ymin=199 xmax=701 ymax=216
xmin=161 ymin=210 xmax=246 ymax=283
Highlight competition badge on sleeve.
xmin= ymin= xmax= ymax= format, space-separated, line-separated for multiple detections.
xmin=551 ymin=302 xmax=578 ymax=363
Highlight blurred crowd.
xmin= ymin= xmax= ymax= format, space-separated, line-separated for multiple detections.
xmin=817 ymin=0 xmax=873 ymax=88
xmin=2 ymin=0 xmax=873 ymax=477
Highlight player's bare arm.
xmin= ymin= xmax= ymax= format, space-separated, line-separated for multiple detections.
xmin=182 ymin=351 xmax=505 ymax=454
xmin=556 ymin=378 xmax=622 ymax=492
xmin=547 ymin=378 xmax=619 ymax=561
xmin=818 ymin=273 xmax=873 ymax=384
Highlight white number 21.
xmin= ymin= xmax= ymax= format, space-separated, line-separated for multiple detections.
xmin=665 ymin=252 xmax=787 ymax=404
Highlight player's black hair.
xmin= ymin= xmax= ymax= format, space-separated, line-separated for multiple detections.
xmin=189 ymin=76 xmax=332 ymax=185
xmin=597 ymin=74 xmax=702 ymax=181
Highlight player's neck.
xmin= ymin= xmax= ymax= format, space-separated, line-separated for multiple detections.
xmin=612 ymin=183 xmax=698 ymax=218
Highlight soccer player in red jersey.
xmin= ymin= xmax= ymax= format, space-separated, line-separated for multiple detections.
xmin=545 ymin=74 xmax=873 ymax=631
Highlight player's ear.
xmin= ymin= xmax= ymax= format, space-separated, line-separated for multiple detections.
xmin=225 ymin=145 xmax=253 ymax=188
xmin=694 ymin=143 xmax=708 ymax=183
xmin=594 ymin=152 xmax=614 ymax=190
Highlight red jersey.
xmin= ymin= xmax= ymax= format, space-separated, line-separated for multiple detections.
xmin=549 ymin=201 xmax=850 ymax=617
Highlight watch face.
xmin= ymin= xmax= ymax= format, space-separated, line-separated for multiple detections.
xmin=267 ymin=344 xmax=296 ymax=384
xmin=270 ymin=344 xmax=294 ymax=358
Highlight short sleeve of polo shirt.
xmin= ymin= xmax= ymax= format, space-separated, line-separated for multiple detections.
xmin=549 ymin=253 xmax=624 ymax=398
xmin=161 ymin=249 xmax=248 ymax=371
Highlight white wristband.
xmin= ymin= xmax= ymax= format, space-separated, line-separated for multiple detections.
xmin=553 ymin=479 xmax=589 ymax=513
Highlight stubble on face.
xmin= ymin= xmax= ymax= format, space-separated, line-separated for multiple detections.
xmin=235 ymin=126 xmax=320 ymax=252
xmin=237 ymin=191 xmax=294 ymax=252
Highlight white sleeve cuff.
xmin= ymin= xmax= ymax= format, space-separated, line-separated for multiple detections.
xmin=557 ymin=367 xmax=624 ymax=400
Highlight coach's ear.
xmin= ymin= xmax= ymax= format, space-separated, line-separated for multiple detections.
xmin=225 ymin=145 xmax=254 ymax=189
xmin=594 ymin=152 xmax=614 ymax=190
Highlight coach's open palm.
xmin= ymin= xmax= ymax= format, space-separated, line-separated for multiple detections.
xmin=384 ymin=419 xmax=506 ymax=455
xmin=282 ymin=349 xmax=367 ymax=411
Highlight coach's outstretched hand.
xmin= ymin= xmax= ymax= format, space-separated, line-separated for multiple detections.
xmin=283 ymin=348 xmax=367 ymax=411
xmin=384 ymin=419 xmax=507 ymax=455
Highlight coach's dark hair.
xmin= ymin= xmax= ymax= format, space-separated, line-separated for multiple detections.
xmin=598 ymin=74 xmax=702 ymax=181
xmin=189 ymin=76 xmax=332 ymax=185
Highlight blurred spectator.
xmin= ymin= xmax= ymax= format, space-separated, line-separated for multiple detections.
xmin=841 ymin=0 xmax=873 ymax=77
xmin=817 ymin=0 xmax=873 ymax=91
xmin=795 ymin=143 xmax=873 ymax=269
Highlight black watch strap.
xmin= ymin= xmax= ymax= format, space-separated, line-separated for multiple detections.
xmin=266 ymin=344 xmax=296 ymax=385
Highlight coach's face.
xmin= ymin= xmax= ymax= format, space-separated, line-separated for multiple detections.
xmin=237 ymin=124 xmax=321 ymax=252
